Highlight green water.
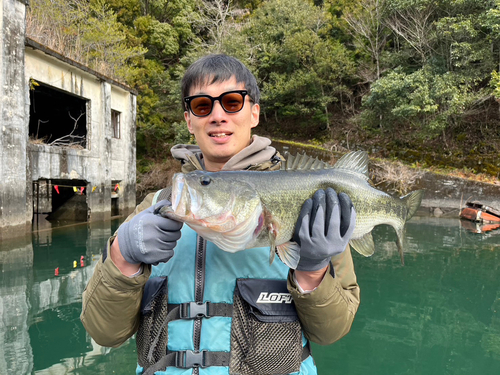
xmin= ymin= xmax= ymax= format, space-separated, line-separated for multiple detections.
xmin=1 ymin=216 xmax=499 ymax=374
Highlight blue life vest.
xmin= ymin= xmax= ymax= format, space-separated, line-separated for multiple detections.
xmin=136 ymin=225 xmax=317 ymax=375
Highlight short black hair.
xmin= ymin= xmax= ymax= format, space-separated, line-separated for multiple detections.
xmin=181 ymin=54 xmax=260 ymax=107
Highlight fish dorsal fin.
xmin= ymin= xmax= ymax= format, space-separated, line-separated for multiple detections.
xmin=281 ymin=153 xmax=332 ymax=171
xmin=333 ymin=151 xmax=370 ymax=179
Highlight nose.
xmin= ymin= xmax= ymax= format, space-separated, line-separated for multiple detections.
xmin=209 ymin=100 xmax=226 ymax=121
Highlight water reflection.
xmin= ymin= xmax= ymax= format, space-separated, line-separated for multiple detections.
xmin=316 ymin=216 xmax=500 ymax=375
xmin=460 ymin=218 xmax=500 ymax=234
xmin=1 ymin=216 xmax=499 ymax=374
xmin=0 ymin=220 xmax=127 ymax=374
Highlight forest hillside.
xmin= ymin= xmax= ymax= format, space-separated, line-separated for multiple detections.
xmin=26 ymin=0 xmax=500 ymax=187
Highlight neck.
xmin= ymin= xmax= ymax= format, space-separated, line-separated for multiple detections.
xmin=203 ymin=138 xmax=254 ymax=171
xmin=204 ymin=160 xmax=225 ymax=172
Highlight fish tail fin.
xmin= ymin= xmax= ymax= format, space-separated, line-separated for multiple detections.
xmin=402 ymin=190 xmax=424 ymax=221
xmin=393 ymin=190 xmax=424 ymax=266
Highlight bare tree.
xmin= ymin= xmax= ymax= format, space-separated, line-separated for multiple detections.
xmin=194 ymin=0 xmax=243 ymax=53
xmin=385 ymin=3 xmax=437 ymax=67
xmin=344 ymin=0 xmax=390 ymax=81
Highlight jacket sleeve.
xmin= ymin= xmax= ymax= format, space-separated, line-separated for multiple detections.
xmin=287 ymin=246 xmax=360 ymax=345
xmin=80 ymin=194 xmax=155 ymax=347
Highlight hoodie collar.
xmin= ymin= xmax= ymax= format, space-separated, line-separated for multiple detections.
xmin=171 ymin=135 xmax=280 ymax=172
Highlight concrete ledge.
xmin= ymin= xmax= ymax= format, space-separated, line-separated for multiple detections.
xmin=414 ymin=172 xmax=500 ymax=211
xmin=0 ymin=222 xmax=30 ymax=242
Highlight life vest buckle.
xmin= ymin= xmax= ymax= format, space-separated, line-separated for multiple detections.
xmin=179 ymin=301 xmax=209 ymax=319
xmin=175 ymin=349 xmax=207 ymax=368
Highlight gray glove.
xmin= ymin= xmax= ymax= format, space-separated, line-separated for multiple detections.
xmin=117 ymin=200 xmax=183 ymax=265
xmin=293 ymin=188 xmax=356 ymax=272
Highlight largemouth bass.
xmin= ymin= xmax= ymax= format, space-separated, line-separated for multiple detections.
xmin=160 ymin=151 xmax=423 ymax=269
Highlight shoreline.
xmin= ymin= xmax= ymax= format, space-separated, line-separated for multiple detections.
xmin=415 ymin=170 xmax=500 ymax=213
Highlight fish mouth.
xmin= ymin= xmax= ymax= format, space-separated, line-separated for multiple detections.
xmin=171 ymin=174 xmax=202 ymax=219
xmin=171 ymin=174 xmax=186 ymax=213
xmin=166 ymin=206 xmax=238 ymax=232
xmin=170 ymin=173 xmax=238 ymax=231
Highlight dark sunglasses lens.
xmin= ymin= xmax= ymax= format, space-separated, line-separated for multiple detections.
xmin=221 ymin=92 xmax=244 ymax=113
xmin=190 ymin=97 xmax=213 ymax=116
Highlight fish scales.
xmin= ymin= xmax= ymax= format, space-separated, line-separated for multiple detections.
xmin=161 ymin=151 xmax=424 ymax=269
xmin=221 ymin=168 xmax=390 ymax=243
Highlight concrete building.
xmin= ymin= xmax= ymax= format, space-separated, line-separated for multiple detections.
xmin=0 ymin=0 xmax=137 ymax=240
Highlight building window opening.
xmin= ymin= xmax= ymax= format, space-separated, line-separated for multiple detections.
xmin=111 ymin=180 xmax=121 ymax=217
xmin=46 ymin=179 xmax=88 ymax=223
xmin=32 ymin=179 xmax=52 ymax=230
xmin=29 ymin=80 xmax=88 ymax=149
xmin=111 ymin=196 xmax=120 ymax=217
xmin=112 ymin=109 xmax=121 ymax=139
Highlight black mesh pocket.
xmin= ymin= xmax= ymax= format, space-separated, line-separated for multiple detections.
xmin=229 ymin=279 xmax=303 ymax=375
xmin=137 ymin=276 xmax=169 ymax=370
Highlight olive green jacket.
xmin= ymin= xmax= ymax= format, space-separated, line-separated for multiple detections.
xmin=81 ymin=135 xmax=360 ymax=348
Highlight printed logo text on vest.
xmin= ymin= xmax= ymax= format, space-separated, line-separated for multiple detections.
xmin=256 ymin=292 xmax=293 ymax=304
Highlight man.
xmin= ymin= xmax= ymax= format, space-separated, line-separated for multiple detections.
xmin=81 ymin=54 xmax=360 ymax=375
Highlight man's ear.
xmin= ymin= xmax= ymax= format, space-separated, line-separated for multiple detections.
xmin=184 ymin=111 xmax=195 ymax=134
xmin=250 ymin=103 xmax=260 ymax=129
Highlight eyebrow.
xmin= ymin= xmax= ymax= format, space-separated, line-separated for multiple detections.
xmin=189 ymin=86 xmax=242 ymax=96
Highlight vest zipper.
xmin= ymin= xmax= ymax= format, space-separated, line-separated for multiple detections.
xmin=193 ymin=235 xmax=206 ymax=375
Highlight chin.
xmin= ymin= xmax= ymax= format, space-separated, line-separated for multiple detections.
xmin=213 ymin=152 xmax=233 ymax=162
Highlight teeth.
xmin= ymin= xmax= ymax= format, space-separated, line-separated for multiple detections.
xmin=211 ymin=133 xmax=228 ymax=137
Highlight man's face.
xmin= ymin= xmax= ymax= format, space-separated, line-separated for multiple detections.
xmin=184 ymin=77 xmax=260 ymax=171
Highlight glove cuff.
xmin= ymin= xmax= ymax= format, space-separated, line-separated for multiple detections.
xmin=116 ymin=221 xmax=137 ymax=265
xmin=295 ymin=257 xmax=331 ymax=272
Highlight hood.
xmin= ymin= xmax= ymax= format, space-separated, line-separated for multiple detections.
xmin=171 ymin=135 xmax=281 ymax=172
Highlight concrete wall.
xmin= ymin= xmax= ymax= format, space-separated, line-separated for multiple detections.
xmin=0 ymin=0 xmax=30 ymax=239
xmin=0 ymin=0 xmax=136 ymax=239
xmin=110 ymin=86 xmax=137 ymax=216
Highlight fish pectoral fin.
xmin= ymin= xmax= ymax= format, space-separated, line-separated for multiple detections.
xmin=268 ymin=229 xmax=277 ymax=265
xmin=276 ymin=241 xmax=301 ymax=269
xmin=269 ymin=243 xmax=276 ymax=265
xmin=350 ymin=233 xmax=375 ymax=257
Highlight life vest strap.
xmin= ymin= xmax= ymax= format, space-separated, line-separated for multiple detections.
xmin=168 ymin=302 xmax=233 ymax=319
xmin=143 ymin=344 xmax=311 ymax=374
xmin=142 ymin=350 xmax=231 ymax=374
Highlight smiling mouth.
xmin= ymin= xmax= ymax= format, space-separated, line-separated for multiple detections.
xmin=210 ymin=132 xmax=232 ymax=138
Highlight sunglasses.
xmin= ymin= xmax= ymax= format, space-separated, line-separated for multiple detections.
xmin=184 ymin=90 xmax=250 ymax=117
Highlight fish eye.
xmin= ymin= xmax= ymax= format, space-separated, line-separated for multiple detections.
xmin=200 ymin=176 xmax=211 ymax=186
